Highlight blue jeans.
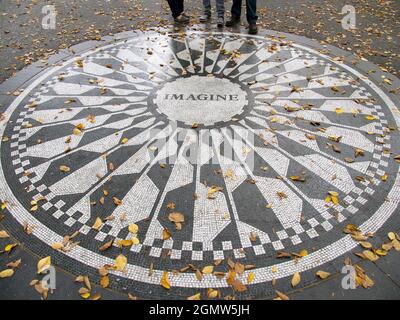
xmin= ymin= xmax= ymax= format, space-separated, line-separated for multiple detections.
xmin=203 ymin=0 xmax=225 ymax=18
xmin=231 ymin=0 xmax=258 ymax=24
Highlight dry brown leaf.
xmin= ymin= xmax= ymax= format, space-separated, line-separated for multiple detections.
xmin=99 ymin=239 xmax=113 ymax=252
xmin=100 ymin=275 xmax=110 ymax=288
xmin=0 ymin=230 xmax=10 ymax=238
xmin=6 ymin=259 xmax=21 ymax=269
xmin=34 ymin=282 xmax=49 ymax=300
xmin=92 ymin=217 xmax=103 ymax=230
xmin=231 ymin=279 xmax=247 ymax=292
xmin=59 ymin=165 xmax=70 ymax=173
xmin=359 ymin=241 xmax=372 ymax=249
xmin=51 ymin=242 xmax=64 ymax=250
xmin=113 ymin=197 xmax=122 ymax=206
xmin=275 ymin=290 xmax=290 ymax=300
xmin=91 ymin=293 xmax=102 ymax=300
xmin=168 ymin=212 xmax=184 ymax=223
xmin=83 ymin=276 xmax=91 ymax=291
xmin=291 ymin=272 xmax=301 ymax=287
xmin=363 ymin=250 xmax=379 ymax=261
xmin=195 ymin=269 xmax=203 ymax=281
xmin=226 ymin=270 xmax=236 ymax=285
xmin=316 ymin=270 xmax=330 ymax=279
xmin=162 ymin=228 xmax=171 ymax=240
xmin=249 ymin=232 xmax=258 ymax=242
xmin=128 ymin=293 xmax=138 ymax=300
xmin=234 ymin=262 xmax=245 ymax=275
xmin=187 ymin=293 xmax=201 ymax=300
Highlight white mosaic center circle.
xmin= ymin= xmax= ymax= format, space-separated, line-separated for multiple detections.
xmin=154 ymin=75 xmax=247 ymax=125
xmin=0 ymin=30 xmax=399 ymax=296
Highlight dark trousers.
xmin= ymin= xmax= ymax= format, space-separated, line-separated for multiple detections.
xmin=167 ymin=0 xmax=184 ymax=18
xmin=231 ymin=0 xmax=258 ymax=24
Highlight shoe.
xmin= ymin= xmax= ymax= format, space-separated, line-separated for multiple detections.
xmin=174 ymin=13 xmax=190 ymax=24
xmin=217 ymin=16 xmax=224 ymax=28
xmin=225 ymin=16 xmax=240 ymax=27
xmin=199 ymin=14 xmax=211 ymax=22
xmin=248 ymin=23 xmax=258 ymax=35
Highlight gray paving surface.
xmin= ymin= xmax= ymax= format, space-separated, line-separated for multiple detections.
xmin=0 ymin=1 xmax=399 ymax=301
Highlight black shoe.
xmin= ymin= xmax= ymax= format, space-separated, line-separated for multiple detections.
xmin=174 ymin=13 xmax=190 ymax=24
xmin=225 ymin=16 xmax=240 ymax=27
xmin=248 ymin=23 xmax=258 ymax=35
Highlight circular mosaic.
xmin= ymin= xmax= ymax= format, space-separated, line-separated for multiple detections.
xmin=1 ymin=30 xmax=399 ymax=298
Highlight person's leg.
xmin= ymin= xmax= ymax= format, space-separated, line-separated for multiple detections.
xmin=200 ymin=0 xmax=211 ymax=21
xmin=203 ymin=0 xmax=211 ymax=16
xmin=216 ymin=0 xmax=225 ymax=18
xmin=246 ymin=0 xmax=258 ymax=34
xmin=216 ymin=0 xmax=225 ymax=27
xmin=226 ymin=0 xmax=241 ymax=26
xmin=245 ymin=0 xmax=258 ymax=24
xmin=231 ymin=0 xmax=242 ymax=19
xmin=166 ymin=0 xmax=181 ymax=18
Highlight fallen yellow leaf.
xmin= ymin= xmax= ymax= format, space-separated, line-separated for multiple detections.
xmin=160 ymin=271 xmax=171 ymax=289
xmin=335 ymin=107 xmax=344 ymax=114
xmin=207 ymin=288 xmax=219 ymax=298
xmin=187 ymin=293 xmax=201 ymax=300
xmin=275 ymin=290 xmax=290 ymax=300
xmin=51 ymin=243 xmax=64 ymax=250
xmin=202 ymin=265 xmax=214 ymax=274
xmin=365 ymin=115 xmax=377 ymax=121
xmin=5 ymin=243 xmax=18 ymax=253
xmin=388 ymin=232 xmax=396 ymax=240
xmin=114 ymin=254 xmax=127 ymax=271
xmin=363 ymin=250 xmax=379 ymax=262
xmin=247 ymin=272 xmax=255 ymax=283
xmin=117 ymin=239 xmax=133 ymax=247
xmin=291 ymin=272 xmax=301 ymax=287
xmin=93 ymin=217 xmax=103 ymax=230
xmin=100 ymin=275 xmax=110 ymax=288
xmin=131 ymin=237 xmax=140 ymax=245
xmin=37 ymin=256 xmax=51 ymax=274
xmin=299 ymin=249 xmax=308 ymax=257
xmin=59 ymin=165 xmax=71 ymax=173
xmin=0 ymin=269 xmax=14 ymax=278
xmin=128 ymin=224 xmax=139 ymax=234
xmin=316 ymin=270 xmax=330 ymax=279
